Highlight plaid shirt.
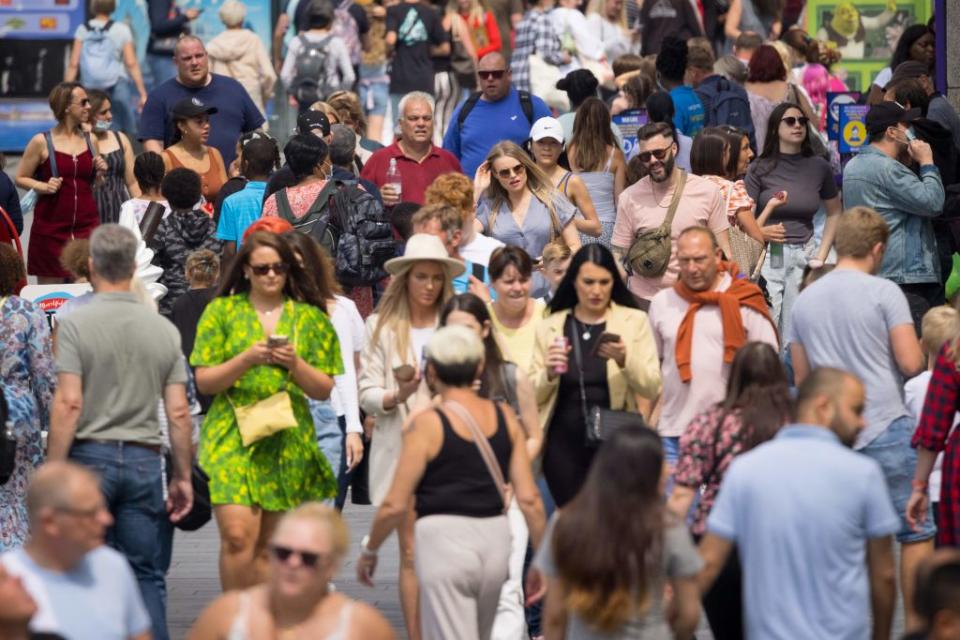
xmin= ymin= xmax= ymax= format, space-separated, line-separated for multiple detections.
xmin=912 ymin=342 xmax=960 ymax=546
xmin=509 ymin=8 xmax=564 ymax=93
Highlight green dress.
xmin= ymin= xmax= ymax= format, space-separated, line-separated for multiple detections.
xmin=190 ymin=294 xmax=344 ymax=510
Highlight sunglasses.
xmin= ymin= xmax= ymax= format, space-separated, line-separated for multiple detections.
xmin=478 ymin=69 xmax=507 ymax=80
xmin=268 ymin=544 xmax=326 ymax=569
xmin=781 ymin=116 xmax=810 ymax=127
xmin=636 ymin=146 xmax=672 ymax=163
xmin=248 ymin=262 xmax=289 ymax=276
xmin=495 ymin=163 xmax=526 ymax=179
xmin=73 ymin=99 xmax=91 ymax=107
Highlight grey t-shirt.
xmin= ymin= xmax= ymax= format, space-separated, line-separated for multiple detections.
xmin=786 ymin=269 xmax=914 ymax=449
xmin=744 ymin=153 xmax=838 ymax=244
xmin=56 ymin=292 xmax=186 ymax=446
xmin=534 ymin=514 xmax=702 ymax=639
xmin=928 ymin=95 xmax=960 ymax=152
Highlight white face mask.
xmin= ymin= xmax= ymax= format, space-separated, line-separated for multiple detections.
xmin=93 ymin=119 xmax=111 ymax=133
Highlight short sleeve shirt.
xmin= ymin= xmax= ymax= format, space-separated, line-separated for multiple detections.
xmin=385 ymin=2 xmax=446 ymax=94
xmin=2 ymin=546 xmax=151 ymax=639
xmin=74 ymin=19 xmax=132 ymax=78
xmin=217 ymin=181 xmax=268 ymax=244
xmin=612 ymin=172 xmax=728 ymax=300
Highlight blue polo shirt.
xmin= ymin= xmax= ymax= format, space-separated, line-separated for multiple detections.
xmin=443 ymin=88 xmax=552 ymax=177
xmin=669 ymin=85 xmax=705 ymax=137
xmin=707 ymin=425 xmax=899 ymax=640
xmin=217 ymin=181 xmax=267 ymax=245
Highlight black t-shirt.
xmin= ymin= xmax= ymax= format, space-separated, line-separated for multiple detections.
xmin=385 ymin=2 xmax=445 ymax=94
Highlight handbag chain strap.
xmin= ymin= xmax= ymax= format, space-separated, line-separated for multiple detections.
xmin=225 ymin=300 xmax=297 ymax=410
xmin=568 ymin=315 xmax=593 ymax=428
xmin=442 ymin=400 xmax=509 ymax=511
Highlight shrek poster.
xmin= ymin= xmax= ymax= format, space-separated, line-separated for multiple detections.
xmin=807 ymin=0 xmax=932 ymax=92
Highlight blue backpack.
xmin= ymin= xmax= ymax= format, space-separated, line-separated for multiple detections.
xmin=695 ymin=75 xmax=756 ymax=150
xmin=79 ymin=20 xmax=124 ymax=89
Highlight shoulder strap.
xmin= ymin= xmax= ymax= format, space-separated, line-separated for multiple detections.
xmin=275 ymin=189 xmax=296 ymax=222
xmin=113 ymin=131 xmax=125 ymax=173
xmin=83 ymin=132 xmax=97 ymax=160
xmin=104 ymin=19 xmax=114 ymax=31
xmin=658 ymin=170 xmax=687 ymax=235
xmin=442 ymin=400 xmax=509 ymax=511
xmin=519 ymin=90 xmax=534 ymax=125
xmin=457 ymin=91 xmax=483 ymax=128
xmin=559 ymin=171 xmax=572 ymax=195
xmin=568 ymin=315 xmax=591 ymax=428
xmin=43 ymin=131 xmax=59 ymax=179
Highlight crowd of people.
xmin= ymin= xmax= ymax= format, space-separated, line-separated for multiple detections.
xmin=2 ymin=0 xmax=960 ymax=639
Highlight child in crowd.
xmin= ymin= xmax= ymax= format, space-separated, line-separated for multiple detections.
xmin=390 ymin=202 xmax=420 ymax=244
xmin=150 ymin=168 xmax=223 ymax=317
xmin=905 ymin=549 xmax=960 ymax=640
xmin=59 ymin=238 xmax=90 ymax=283
xmin=905 ymin=305 xmax=960 ymax=535
xmin=216 ymin=137 xmax=280 ymax=262
xmin=118 ymin=152 xmax=169 ymax=227
xmin=540 ymin=241 xmax=572 ymax=304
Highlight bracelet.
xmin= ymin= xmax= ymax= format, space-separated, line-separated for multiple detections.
xmin=911 ymin=479 xmax=928 ymax=493
xmin=360 ymin=535 xmax=378 ymax=558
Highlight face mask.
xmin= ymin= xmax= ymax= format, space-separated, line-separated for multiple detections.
xmin=93 ymin=119 xmax=111 ymax=133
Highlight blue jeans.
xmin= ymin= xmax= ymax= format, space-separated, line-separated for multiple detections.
xmin=310 ymin=400 xmax=353 ymax=509
xmin=107 ymin=79 xmax=138 ymax=138
xmin=146 ymin=53 xmax=176 ymax=90
xmin=70 ymin=441 xmax=169 ymax=640
xmin=860 ymin=416 xmax=936 ymax=544
xmin=760 ymin=236 xmax=816 ymax=338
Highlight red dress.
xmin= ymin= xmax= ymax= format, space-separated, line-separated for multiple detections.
xmin=27 ymin=149 xmax=99 ymax=278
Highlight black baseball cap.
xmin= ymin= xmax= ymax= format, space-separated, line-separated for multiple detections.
xmin=297 ymin=110 xmax=331 ymax=137
xmin=865 ymin=101 xmax=921 ymax=136
xmin=170 ymin=97 xmax=218 ymax=120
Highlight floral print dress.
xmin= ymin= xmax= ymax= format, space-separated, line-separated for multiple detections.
xmin=0 ymin=296 xmax=55 ymax=551
xmin=190 ymin=295 xmax=344 ymax=510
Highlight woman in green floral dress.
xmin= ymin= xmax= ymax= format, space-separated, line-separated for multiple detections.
xmin=192 ymin=231 xmax=343 ymax=590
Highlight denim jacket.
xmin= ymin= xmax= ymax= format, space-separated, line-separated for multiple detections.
xmin=843 ymin=145 xmax=945 ymax=284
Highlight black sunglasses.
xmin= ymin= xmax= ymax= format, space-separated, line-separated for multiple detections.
xmin=495 ymin=163 xmax=525 ymax=179
xmin=781 ymin=116 xmax=810 ymax=127
xmin=248 ymin=262 xmax=289 ymax=276
xmin=636 ymin=146 xmax=672 ymax=163
xmin=478 ymin=69 xmax=507 ymax=80
xmin=269 ymin=544 xmax=324 ymax=568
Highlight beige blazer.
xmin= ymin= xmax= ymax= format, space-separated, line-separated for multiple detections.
xmin=530 ymin=302 xmax=662 ymax=435
xmin=357 ymin=314 xmax=433 ymax=505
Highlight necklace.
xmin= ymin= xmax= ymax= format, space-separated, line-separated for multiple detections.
xmin=574 ymin=317 xmax=603 ymax=341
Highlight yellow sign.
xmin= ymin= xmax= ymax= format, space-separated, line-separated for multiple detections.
xmin=842 ymin=120 xmax=867 ymax=149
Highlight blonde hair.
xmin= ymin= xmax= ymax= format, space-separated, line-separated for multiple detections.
xmin=586 ymin=0 xmax=627 ymax=29
xmin=279 ymin=502 xmax=350 ymax=558
xmin=541 ymin=241 xmax=572 ymax=266
xmin=219 ymin=0 xmax=247 ymax=27
xmin=426 ymin=325 xmax=484 ymax=368
xmin=483 ymin=141 xmax=563 ymax=240
xmin=448 ymin=0 xmax=485 ymax=24
xmin=371 ymin=263 xmax=454 ymax=365
xmin=834 ymin=206 xmax=889 ymax=259
xmin=326 ymin=90 xmax=367 ymax=137
xmin=185 ymin=249 xmax=220 ymax=288
xmin=921 ymin=306 xmax=960 ymax=357
xmin=412 ymin=203 xmax=463 ymax=235
xmin=307 ymin=101 xmax=340 ymax=124
xmin=770 ymin=40 xmax=795 ymax=74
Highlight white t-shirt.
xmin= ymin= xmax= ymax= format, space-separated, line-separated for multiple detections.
xmin=460 ymin=232 xmax=504 ymax=268
xmin=873 ymin=66 xmax=893 ymax=89
xmin=74 ymin=18 xmax=132 ymax=80
xmin=2 ymin=546 xmax=151 ymax=640
xmin=329 ymin=295 xmax=366 ymax=433
xmin=904 ymin=370 xmax=952 ymax=500
xmin=411 ymin=326 xmax=435 ymax=366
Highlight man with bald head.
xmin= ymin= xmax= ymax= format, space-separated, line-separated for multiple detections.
xmin=1 ymin=462 xmax=152 ymax=640
xmin=442 ymin=52 xmax=551 ymax=177
xmin=140 ymin=35 xmax=265 ymax=166
xmin=699 ymin=368 xmax=900 ymax=640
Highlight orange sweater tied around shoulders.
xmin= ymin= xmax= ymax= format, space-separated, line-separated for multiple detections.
xmin=673 ymin=261 xmax=778 ymax=383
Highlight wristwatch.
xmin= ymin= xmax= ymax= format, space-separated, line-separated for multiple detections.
xmin=360 ymin=535 xmax=378 ymax=558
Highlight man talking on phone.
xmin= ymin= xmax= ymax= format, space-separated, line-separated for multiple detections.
xmin=647 ymin=226 xmax=778 ymax=469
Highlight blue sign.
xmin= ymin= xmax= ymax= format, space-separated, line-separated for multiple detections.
xmin=838 ymin=104 xmax=869 ymax=154
xmin=0 ymin=0 xmax=86 ymax=40
xmin=826 ymin=91 xmax=860 ymax=142
xmin=612 ymin=109 xmax=648 ymax=159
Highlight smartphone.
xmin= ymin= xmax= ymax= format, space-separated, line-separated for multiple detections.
xmin=591 ymin=332 xmax=621 ymax=356
xmin=267 ymin=335 xmax=289 ymax=348
xmin=393 ymin=364 xmax=416 ymax=382
xmin=905 ymin=129 xmax=917 ymax=142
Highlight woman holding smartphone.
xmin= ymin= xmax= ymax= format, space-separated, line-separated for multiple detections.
xmin=530 ymin=244 xmax=661 ymax=507
xmin=191 ymin=231 xmax=344 ymax=591
xmin=357 ymin=233 xmax=463 ymax=640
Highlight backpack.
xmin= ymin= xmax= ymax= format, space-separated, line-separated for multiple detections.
xmin=290 ymin=35 xmax=337 ymax=106
xmin=79 ymin=20 xmax=124 ymax=89
xmin=275 ymin=179 xmax=397 ymax=286
xmin=458 ymin=90 xmax=535 ymax=131
xmin=695 ymin=75 xmax=756 ymax=149
xmin=331 ymin=1 xmax=361 ymax=66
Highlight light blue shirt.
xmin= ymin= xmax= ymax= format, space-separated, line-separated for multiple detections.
xmin=2 ymin=546 xmax=152 ymax=640
xmin=707 ymin=425 xmax=900 ymax=640
xmin=216 ymin=180 xmax=268 ymax=245
xmin=669 ymin=85 xmax=705 ymax=137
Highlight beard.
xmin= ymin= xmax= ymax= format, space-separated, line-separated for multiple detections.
xmin=649 ymin=151 xmax=676 ymax=183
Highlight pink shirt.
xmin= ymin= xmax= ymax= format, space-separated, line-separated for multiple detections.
xmin=648 ymin=273 xmax=779 ymax=438
xmin=612 ymin=173 xmax=728 ymax=300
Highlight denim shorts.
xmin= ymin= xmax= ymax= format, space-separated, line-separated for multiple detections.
xmin=359 ymin=65 xmax=389 ymax=117
xmin=860 ymin=415 xmax=936 ymax=543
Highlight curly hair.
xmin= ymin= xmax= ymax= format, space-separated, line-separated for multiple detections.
xmin=424 ymin=173 xmax=474 ymax=222
xmin=60 ymin=238 xmax=91 ymax=281
xmin=0 ymin=244 xmax=25 ymax=296
xmin=655 ymin=36 xmax=688 ymax=83
xmin=326 ymin=90 xmax=367 ymax=137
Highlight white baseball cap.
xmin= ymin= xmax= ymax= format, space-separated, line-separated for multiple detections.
xmin=529 ymin=117 xmax=564 ymax=143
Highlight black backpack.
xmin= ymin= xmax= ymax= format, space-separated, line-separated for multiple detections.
xmin=695 ymin=75 xmax=756 ymax=150
xmin=458 ymin=90 xmax=534 ymax=131
xmin=275 ymin=180 xmax=396 ymax=286
xmin=290 ymin=35 xmax=336 ymax=106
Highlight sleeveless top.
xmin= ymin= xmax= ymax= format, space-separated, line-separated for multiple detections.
xmin=162 ymin=146 xmax=227 ymax=204
xmin=576 ymin=147 xmax=616 ymax=225
xmin=94 ymin=131 xmax=130 ymax=225
xmin=415 ymin=404 xmax=512 ymax=519
xmin=228 ymin=591 xmax=354 ymax=640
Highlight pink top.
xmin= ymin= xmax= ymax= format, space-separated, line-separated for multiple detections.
xmin=262 ymin=181 xmax=331 ymax=219
xmin=647 ymin=273 xmax=779 ymax=438
xmin=703 ymin=175 xmax=755 ymax=228
xmin=612 ymin=173 xmax=728 ymax=301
